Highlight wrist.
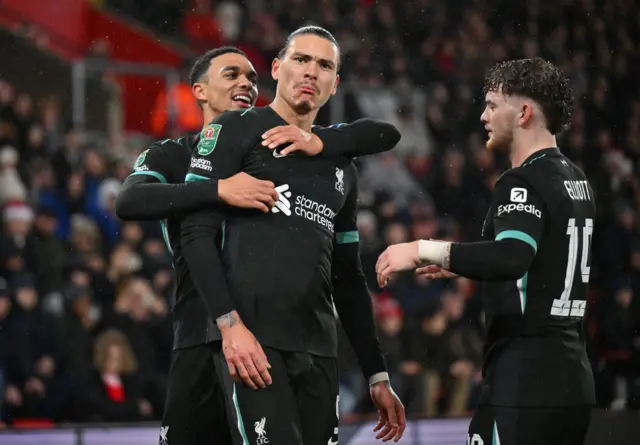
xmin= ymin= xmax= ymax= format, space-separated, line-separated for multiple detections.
xmin=216 ymin=178 xmax=227 ymax=203
xmin=368 ymin=372 xmax=390 ymax=386
xmin=417 ymin=240 xmax=451 ymax=268
xmin=309 ymin=133 xmax=323 ymax=155
xmin=216 ymin=310 xmax=242 ymax=332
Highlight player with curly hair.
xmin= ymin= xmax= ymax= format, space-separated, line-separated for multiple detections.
xmin=376 ymin=57 xmax=595 ymax=445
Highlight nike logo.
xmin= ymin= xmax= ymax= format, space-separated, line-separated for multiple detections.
xmin=272 ymin=149 xmax=288 ymax=158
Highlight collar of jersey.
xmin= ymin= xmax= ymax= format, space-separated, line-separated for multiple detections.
xmin=522 ymin=147 xmax=562 ymax=165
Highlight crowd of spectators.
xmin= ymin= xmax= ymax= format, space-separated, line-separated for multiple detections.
xmin=0 ymin=0 xmax=638 ymax=425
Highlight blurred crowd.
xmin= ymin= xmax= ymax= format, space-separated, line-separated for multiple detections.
xmin=0 ymin=0 xmax=638 ymax=426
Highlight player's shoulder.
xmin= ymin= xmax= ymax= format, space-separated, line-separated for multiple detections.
xmin=147 ymin=136 xmax=192 ymax=156
xmin=133 ymin=137 xmax=190 ymax=171
xmin=495 ymin=167 xmax=532 ymax=190
xmin=211 ymin=106 xmax=272 ymax=126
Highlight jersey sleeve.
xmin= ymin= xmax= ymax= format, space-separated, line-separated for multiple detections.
xmin=331 ymin=167 xmax=388 ymax=380
xmin=129 ymin=142 xmax=176 ymax=183
xmin=116 ymin=141 xmax=220 ymax=221
xmin=448 ymin=171 xmax=542 ymax=281
xmin=315 ymin=118 xmax=401 ymax=159
xmin=491 ymin=171 xmax=546 ymax=253
xmin=181 ymin=111 xmax=256 ymax=322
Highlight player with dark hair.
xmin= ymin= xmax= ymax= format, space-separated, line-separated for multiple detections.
xmin=116 ymin=47 xmax=277 ymax=220
xmin=180 ymin=26 xmax=405 ymax=445
xmin=376 ymin=57 xmax=595 ymax=445
xmin=116 ymin=44 xmax=403 ymax=445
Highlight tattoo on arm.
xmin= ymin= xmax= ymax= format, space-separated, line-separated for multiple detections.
xmin=216 ymin=310 xmax=240 ymax=329
xmin=443 ymin=243 xmax=452 ymax=270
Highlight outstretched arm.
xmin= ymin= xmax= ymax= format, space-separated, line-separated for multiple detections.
xmin=116 ymin=142 xmax=277 ymax=221
xmin=376 ymin=172 xmax=544 ymax=285
xmin=318 ymin=119 xmax=402 ymax=158
xmin=116 ymin=173 xmax=219 ymax=221
xmin=259 ymin=119 xmax=401 ymax=159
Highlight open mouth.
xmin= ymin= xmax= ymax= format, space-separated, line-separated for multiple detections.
xmin=232 ymin=94 xmax=252 ymax=108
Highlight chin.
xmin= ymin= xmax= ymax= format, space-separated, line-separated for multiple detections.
xmin=486 ymin=136 xmax=509 ymax=152
xmin=293 ymin=99 xmax=314 ymax=115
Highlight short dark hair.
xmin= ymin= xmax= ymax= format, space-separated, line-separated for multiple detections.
xmin=483 ymin=57 xmax=573 ymax=134
xmin=277 ymin=25 xmax=340 ymax=65
xmin=189 ymin=46 xmax=247 ymax=86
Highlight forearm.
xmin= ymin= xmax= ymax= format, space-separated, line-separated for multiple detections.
xmin=116 ymin=178 xmax=219 ymax=221
xmin=180 ymin=212 xmax=236 ymax=321
xmin=319 ymin=118 xmax=401 ymax=158
xmin=333 ymin=247 xmax=388 ymax=381
xmin=419 ymin=239 xmax=535 ymax=281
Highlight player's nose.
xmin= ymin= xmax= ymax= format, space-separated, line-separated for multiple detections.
xmin=304 ymin=63 xmax=319 ymax=80
xmin=236 ymin=75 xmax=252 ymax=89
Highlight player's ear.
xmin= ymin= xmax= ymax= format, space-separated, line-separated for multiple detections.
xmin=519 ymin=103 xmax=534 ymax=127
xmin=192 ymin=83 xmax=206 ymax=103
xmin=271 ymin=58 xmax=281 ymax=81
xmin=331 ymin=74 xmax=340 ymax=96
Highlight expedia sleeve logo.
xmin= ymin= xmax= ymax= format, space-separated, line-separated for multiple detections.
xmin=510 ymin=187 xmax=528 ymax=203
xmin=497 ymin=203 xmax=542 ymax=218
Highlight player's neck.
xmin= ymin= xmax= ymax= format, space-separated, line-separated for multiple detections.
xmin=269 ymin=98 xmax=317 ymax=132
xmin=202 ymin=109 xmax=219 ymax=131
xmin=510 ymin=132 xmax=557 ymax=168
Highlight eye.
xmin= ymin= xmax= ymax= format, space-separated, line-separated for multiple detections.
xmin=293 ymin=56 xmax=305 ymax=63
xmin=320 ymin=62 xmax=332 ymax=70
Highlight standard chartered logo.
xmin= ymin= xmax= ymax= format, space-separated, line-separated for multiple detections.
xmin=272 ymin=184 xmax=293 ymax=216
xmin=271 ymin=183 xmax=336 ymax=232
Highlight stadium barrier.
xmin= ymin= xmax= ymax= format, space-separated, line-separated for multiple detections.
xmin=0 ymin=410 xmax=638 ymax=445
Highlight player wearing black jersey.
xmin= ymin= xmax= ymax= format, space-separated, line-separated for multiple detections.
xmin=377 ymin=58 xmax=595 ymax=445
xmin=115 ymin=47 xmax=278 ymax=222
xmin=179 ymin=26 xmax=405 ymax=445
xmin=115 ymin=46 xmax=403 ymax=444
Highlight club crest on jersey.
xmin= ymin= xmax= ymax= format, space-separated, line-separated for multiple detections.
xmin=134 ymin=149 xmax=149 ymax=169
xmin=335 ymin=168 xmax=344 ymax=194
xmin=198 ymin=124 xmax=222 ymax=156
xmin=510 ymin=187 xmax=527 ymax=203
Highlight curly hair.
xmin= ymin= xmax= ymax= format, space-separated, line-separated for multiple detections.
xmin=483 ymin=57 xmax=573 ymax=134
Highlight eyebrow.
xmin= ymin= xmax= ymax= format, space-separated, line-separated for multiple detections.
xmin=220 ymin=65 xmax=258 ymax=79
xmin=290 ymin=51 xmax=336 ymax=70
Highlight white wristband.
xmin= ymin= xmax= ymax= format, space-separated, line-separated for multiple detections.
xmin=368 ymin=372 xmax=390 ymax=386
xmin=417 ymin=240 xmax=448 ymax=267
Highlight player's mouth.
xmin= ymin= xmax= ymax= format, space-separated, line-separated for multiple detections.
xmin=232 ymin=94 xmax=252 ymax=108
xmin=298 ymin=84 xmax=317 ymax=96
